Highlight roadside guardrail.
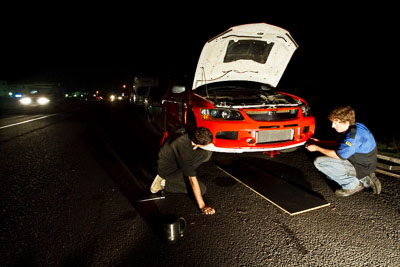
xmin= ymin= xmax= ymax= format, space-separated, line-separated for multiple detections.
xmin=376 ymin=153 xmax=400 ymax=179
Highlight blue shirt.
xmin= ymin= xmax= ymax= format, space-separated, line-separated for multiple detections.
xmin=336 ymin=122 xmax=377 ymax=178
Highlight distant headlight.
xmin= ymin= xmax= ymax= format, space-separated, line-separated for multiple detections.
xmin=20 ymin=97 xmax=32 ymax=105
xmin=37 ymin=97 xmax=50 ymax=105
xmin=300 ymin=103 xmax=312 ymax=117
xmin=201 ymin=108 xmax=244 ymax=121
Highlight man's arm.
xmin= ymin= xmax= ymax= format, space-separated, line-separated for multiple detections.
xmin=307 ymin=138 xmax=339 ymax=149
xmin=188 ymin=176 xmax=215 ymax=215
xmin=305 ymin=144 xmax=340 ymax=159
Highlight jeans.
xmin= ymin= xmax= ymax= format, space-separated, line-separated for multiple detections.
xmin=314 ymin=156 xmax=368 ymax=190
xmin=164 ymin=149 xmax=212 ymax=195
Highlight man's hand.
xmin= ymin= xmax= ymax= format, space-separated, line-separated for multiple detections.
xmin=306 ymin=144 xmax=340 ymax=159
xmin=306 ymin=144 xmax=319 ymax=152
xmin=189 ymin=176 xmax=216 ymax=216
xmin=200 ymin=205 xmax=216 ymax=215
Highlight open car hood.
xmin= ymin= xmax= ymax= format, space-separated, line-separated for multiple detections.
xmin=192 ymin=23 xmax=298 ymax=90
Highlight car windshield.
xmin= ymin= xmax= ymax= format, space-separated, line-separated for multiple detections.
xmin=27 ymin=88 xmax=53 ymax=96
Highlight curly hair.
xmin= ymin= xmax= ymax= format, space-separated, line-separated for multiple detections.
xmin=328 ymin=106 xmax=356 ymax=125
xmin=190 ymin=127 xmax=213 ymax=145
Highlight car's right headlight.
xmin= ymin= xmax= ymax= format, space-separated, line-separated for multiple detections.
xmin=300 ymin=103 xmax=312 ymax=117
xmin=201 ymin=108 xmax=244 ymax=121
xmin=37 ymin=97 xmax=50 ymax=105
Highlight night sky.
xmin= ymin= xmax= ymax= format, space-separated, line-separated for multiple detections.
xmin=1 ymin=4 xmax=397 ymax=116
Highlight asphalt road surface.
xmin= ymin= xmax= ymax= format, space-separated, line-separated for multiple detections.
xmin=1 ymin=101 xmax=399 ymax=266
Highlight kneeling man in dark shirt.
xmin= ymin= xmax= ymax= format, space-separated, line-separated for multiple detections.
xmin=150 ymin=127 xmax=215 ymax=215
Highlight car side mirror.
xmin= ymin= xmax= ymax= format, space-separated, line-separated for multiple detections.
xmin=172 ymin=86 xmax=186 ymax=94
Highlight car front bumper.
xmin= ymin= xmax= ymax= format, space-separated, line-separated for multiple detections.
xmin=196 ymin=115 xmax=315 ymax=153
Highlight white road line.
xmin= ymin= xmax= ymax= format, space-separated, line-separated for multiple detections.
xmin=0 ymin=114 xmax=58 ymax=130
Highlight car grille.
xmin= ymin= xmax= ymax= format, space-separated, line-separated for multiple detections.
xmin=245 ymin=109 xmax=298 ymax=121
xmin=256 ymin=129 xmax=294 ymax=144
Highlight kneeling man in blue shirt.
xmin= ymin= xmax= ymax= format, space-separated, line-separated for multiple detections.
xmin=306 ymin=106 xmax=381 ymax=197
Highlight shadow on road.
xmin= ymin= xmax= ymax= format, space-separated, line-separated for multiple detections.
xmin=83 ymin=102 xmax=172 ymax=243
xmin=87 ymin=133 xmax=169 ymax=242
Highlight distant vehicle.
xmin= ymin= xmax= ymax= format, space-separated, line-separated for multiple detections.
xmin=19 ymin=88 xmax=62 ymax=108
xmin=108 ymin=92 xmax=127 ymax=102
xmin=130 ymin=76 xmax=159 ymax=108
xmin=143 ymin=85 xmax=168 ymax=123
xmin=130 ymin=76 xmax=169 ymax=125
xmin=133 ymin=86 xmax=150 ymax=107
xmin=161 ymin=23 xmax=315 ymax=153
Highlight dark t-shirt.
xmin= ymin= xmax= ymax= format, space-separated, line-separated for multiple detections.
xmin=157 ymin=133 xmax=196 ymax=178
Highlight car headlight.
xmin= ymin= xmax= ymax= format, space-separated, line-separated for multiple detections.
xmin=201 ymin=108 xmax=244 ymax=121
xmin=300 ymin=103 xmax=312 ymax=117
xmin=20 ymin=97 xmax=32 ymax=105
xmin=37 ymin=97 xmax=50 ymax=105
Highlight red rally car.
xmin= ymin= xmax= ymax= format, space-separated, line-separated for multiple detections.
xmin=161 ymin=23 xmax=315 ymax=153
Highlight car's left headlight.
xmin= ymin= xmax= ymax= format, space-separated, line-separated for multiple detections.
xmin=38 ymin=97 xmax=50 ymax=105
xmin=20 ymin=97 xmax=32 ymax=105
xmin=201 ymin=108 xmax=244 ymax=121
